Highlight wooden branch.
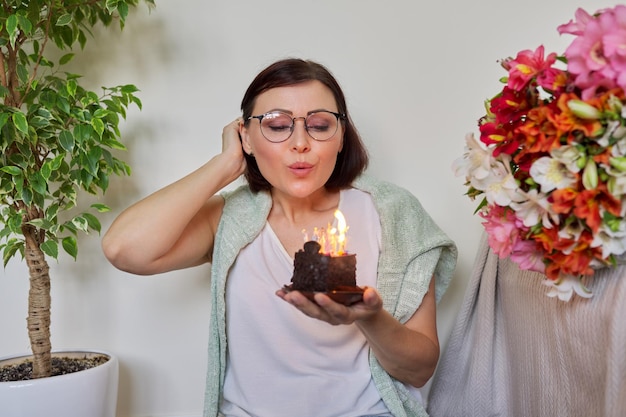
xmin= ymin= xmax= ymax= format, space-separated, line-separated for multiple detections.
xmin=18 ymin=3 xmax=55 ymax=108
xmin=0 ymin=50 xmax=7 ymax=89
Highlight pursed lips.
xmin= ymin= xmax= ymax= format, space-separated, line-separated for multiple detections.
xmin=288 ymin=161 xmax=314 ymax=176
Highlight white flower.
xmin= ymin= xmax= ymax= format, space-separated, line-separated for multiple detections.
xmin=530 ymin=156 xmax=578 ymax=193
xmin=558 ymin=218 xmax=585 ymax=242
xmin=452 ymin=133 xmax=493 ymax=182
xmin=597 ymin=120 xmax=626 ymax=148
xmin=474 ymin=157 xmax=524 ymax=206
xmin=510 ymin=188 xmax=559 ymax=228
xmin=608 ymin=173 xmax=626 ymax=197
xmin=590 ymin=220 xmax=626 ymax=258
xmin=550 ymin=145 xmax=583 ymax=173
xmin=544 ymin=275 xmax=593 ymax=301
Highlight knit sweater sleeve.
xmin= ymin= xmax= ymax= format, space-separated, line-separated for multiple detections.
xmin=203 ymin=185 xmax=272 ymax=417
xmin=353 ymin=175 xmax=458 ymax=417
xmin=353 ymin=175 xmax=457 ymax=312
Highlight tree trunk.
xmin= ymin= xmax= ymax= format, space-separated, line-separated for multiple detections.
xmin=23 ymin=226 xmax=52 ymax=379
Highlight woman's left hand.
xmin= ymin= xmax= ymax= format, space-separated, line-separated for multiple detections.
xmin=275 ymin=286 xmax=383 ymax=325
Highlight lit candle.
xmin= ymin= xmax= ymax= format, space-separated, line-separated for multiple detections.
xmin=300 ymin=210 xmax=349 ymax=255
xmin=334 ymin=210 xmax=348 ymax=255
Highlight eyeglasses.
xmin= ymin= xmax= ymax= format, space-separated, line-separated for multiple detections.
xmin=247 ymin=110 xmax=346 ymax=143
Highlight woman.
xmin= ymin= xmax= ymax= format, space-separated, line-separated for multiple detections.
xmin=102 ymin=58 xmax=457 ymax=417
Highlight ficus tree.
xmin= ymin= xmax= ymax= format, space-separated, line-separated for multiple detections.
xmin=0 ymin=0 xmax=154 ymax=379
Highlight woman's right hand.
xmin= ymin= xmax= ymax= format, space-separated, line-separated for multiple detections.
xmin=220 ymin=117 xmax=247 ymax=180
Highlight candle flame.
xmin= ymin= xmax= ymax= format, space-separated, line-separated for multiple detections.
xmin=300 ymin=210 xmax=349 ymax=255
xmin=334 ymin=210 xmax=348 ymax=254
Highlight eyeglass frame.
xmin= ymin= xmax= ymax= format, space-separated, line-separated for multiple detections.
xmin=246 ymin=110 xmax=346 ymax=143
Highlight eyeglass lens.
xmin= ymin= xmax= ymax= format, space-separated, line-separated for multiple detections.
xmin=260 ymin=111 xmax=339 ymax=142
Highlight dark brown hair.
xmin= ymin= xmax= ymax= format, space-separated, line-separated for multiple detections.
xmin=241 ymin=58 xmax=369 ymax=192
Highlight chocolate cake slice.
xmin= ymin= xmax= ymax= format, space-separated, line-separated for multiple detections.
xmin=290 ymin=241 xmax=356 ymax=292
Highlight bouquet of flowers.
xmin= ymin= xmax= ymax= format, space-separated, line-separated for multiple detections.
xmin=454 ymin=5 xmax=626 ymax=301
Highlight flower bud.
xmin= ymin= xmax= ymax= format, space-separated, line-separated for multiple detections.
xmin=610 ymin=156 xmax=626 ymax=172
xmin=482 ymin=98 xmax=496 ymax=123
xmin=568 ymin=100 xmax=601 ymax=120
xmin=608 ymin=176 xmax=616 ymax=195
xmin=583 ymin=159 xmax=598 ymax=190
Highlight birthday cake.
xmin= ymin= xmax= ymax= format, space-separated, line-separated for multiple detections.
xmin=290 ymin=240 xmax=357 ymax=292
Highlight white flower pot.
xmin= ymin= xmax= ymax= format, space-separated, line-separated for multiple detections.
xmin=0 ymin=350 xmax=118 ymax=417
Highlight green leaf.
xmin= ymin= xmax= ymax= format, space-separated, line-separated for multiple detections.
xmin=28 ymin=218 xmax=54 ymax=230
xmin=121 ymin=84 xmax=139 ymax=94
xmin=78 ymin=30 xmax=87 ymax=49
xmin=12 ymin=112 xmax=28 ymax=134
xmin=1 ymin=166 xmax=22 ymax=176
xmin=59 ymin=130 xmax=75 ymax=151
xmin=74 ymin=124 xmax=92 ymax=143
xmin=117 ymin=2 xmax=130 ymax=21
xmin=66 ymin=79 xmax=78 ymax=97
xmin=93 ymin=109 xmax=109 ymax=118
xmin=40 ymin=161 xmax=53 ymax=181
xmin=82 ymin=213 xmax=102 ymax=233
xmin=57 ymin=97 xmax=71 ymax=114
xmin=0 ymin=178 xmax=14 ymax=195
xmin=29 ymin=116 xmax=50 ymax=128
xmin=106 ymin=0 xmax=120 ymax=13
xmin=8 ymin=154 xmax=27 ymax=170
xmin=91 ymin=203 xmax=110 ymax=213
xmin=59 ymin=53 xmax=75 ymax=65
xmin=91 ymin=118 xmax=105 ymax=137
xmin=21 ymin=187 xmax=32 ymax=205
xmin=48 ymin=155 xmax=64 ymax=171
xmin=59 ymin=24 xmax=75 ymax=48
xmin=46 ymin=203 xmax=60 ymax=221
xmin=60 ymin=222 xmax=77 ymax=236
xmin=3 ymin=239 xmax=24 ymax=266
xmin=56 ymin=14 xmax=73 ymax=27
xmin=6 ymin=15 xmax=18 ymax=47
xmin=40 ymin=240 xmax=59 ymax=260
xmin=62 ymin=236 xmax=78 ymax=260
xmin=86 ymin=147 xmax=103 ymax=175
xmin=58 ymin=184 xmax=77 ymax=207
xmin=80 ymin=169 xmax=94 ymax=190
xmin=71 ymin=216 xmax=89 ymax=232
xmin=17 ymin=15 xmax=32 ymax=36
xmin=102 ymin=137 xmax=127 ymax=151
xmin=30 ymin=172 xmax=47 ymax=195
xmin=6 ymin=212 xmax=22 ymax=234
xmin=36 ymin=107 xmax=52 ymax=119
xmin=0 ymin=113 xmax=8 ymax=130
xmin=16 ymin=64 xmax=29 ymax=83
xmin=131 ymin=95 xmax=143 ymax=110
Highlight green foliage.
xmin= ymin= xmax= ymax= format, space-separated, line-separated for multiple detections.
xmin=0 ymin=0 xmax=154 ymax=265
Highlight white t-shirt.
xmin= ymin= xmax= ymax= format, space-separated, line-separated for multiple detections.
xmin=221 ymin=188 xmax=392 ymax=417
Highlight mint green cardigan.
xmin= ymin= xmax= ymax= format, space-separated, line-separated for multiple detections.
xmin=203 ymin=175 xmax=458 ymax=417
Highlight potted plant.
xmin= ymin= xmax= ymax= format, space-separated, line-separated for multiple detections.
xmin=0 ymin=1 xmax=153 ymax=415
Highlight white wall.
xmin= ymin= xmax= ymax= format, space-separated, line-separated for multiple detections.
xmin=0 ymin=0 xmax=609 ymax=416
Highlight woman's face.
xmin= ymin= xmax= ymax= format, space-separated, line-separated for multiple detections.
xmin=241 ymin=80 xmax=344 ymax=199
